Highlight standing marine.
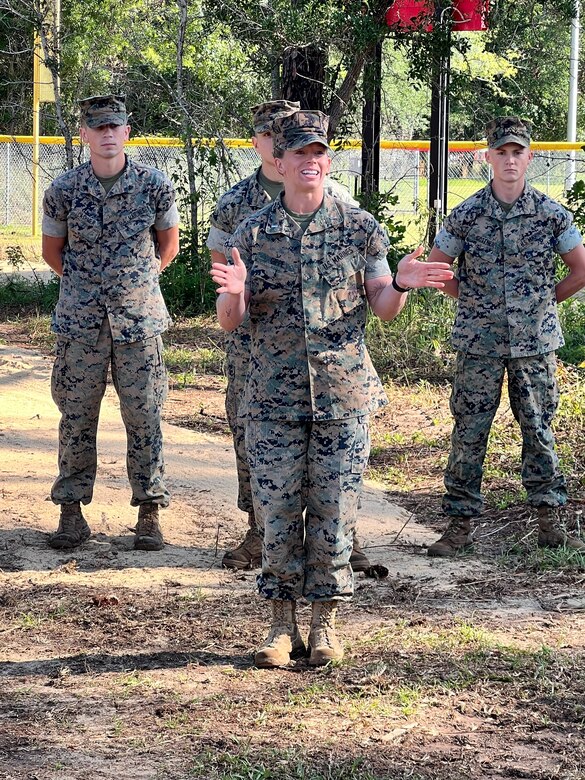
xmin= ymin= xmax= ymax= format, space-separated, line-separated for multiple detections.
xmin=42 ymin=94 xmax=180 ymax=551
xmin=426 ymin=115 xmax=585 ymax=557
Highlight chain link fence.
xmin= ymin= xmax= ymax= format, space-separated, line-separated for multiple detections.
xmin=2 ymin=137 xmax=585 ymax=244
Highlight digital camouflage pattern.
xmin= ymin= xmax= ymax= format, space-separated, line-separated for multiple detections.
xmin=250 ymin=100 xmax=300 ymax=133
xmin=485 ymin=115 xmax=532 ymax=149
xmin=228 ymin=192 xmax=390 ymax=421
xmin=206 ymin=169 xmax=359 ymax=512
xmin=435 ymin=183 xmax=582 ymax=358
xmin=443 ymin=351 xmax=566 ymax=516
xmin=43 ymin=158 xmax=179 ymax=347
xmin=272 ymin=110 xmax=330 ymax=153
xmin=44 ymin=154 xmax=178 ymax=511
xmin=79 ymin=94 xmax=127 ymax=128
xmin=434 ymin=179 xmax=580 ymax=518
xmin=248 ymin=417 xmax=369 ymax=601
xmin=51 ymin=318 xmax=169 ymax=507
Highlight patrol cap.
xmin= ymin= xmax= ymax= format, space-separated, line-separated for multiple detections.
xmin=250 ymin=100 xmax=301 ymax=133
xmin=485 ymin=116 xmax=532 ymax=149
xmin=79 ymin=94 xmax=127 ymax=128
xmin=272 ymin=110 xmax=331 ymax=153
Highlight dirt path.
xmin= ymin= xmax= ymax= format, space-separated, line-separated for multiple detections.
xmin=2 ymin=343 xmax=585 ymax=780
xmin=0 ymin=343 xmax=486 ymax=593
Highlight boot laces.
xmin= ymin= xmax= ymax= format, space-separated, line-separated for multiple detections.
xmin=442 ymin=517 xmax=469 ymax=539
xmin=137 ymin=505 xmax=159 ymax=536
xmin=265 ymin=601 xmax=296 ymax=646
xmin=60 ymin=503 xmax=82 ymax=532
xmin=313 ymin=604 xmax=337 ymax=647
xmin=239 ymin=527 xmax=260 ymax=551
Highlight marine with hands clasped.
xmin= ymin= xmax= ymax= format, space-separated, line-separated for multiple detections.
xmin=42 ymin=94 xmax=179 ymax=552
xmin=207 ymin=99 xmax=378 ymax=574
xmin=426 ymin=115 xmax=585 ymax=557
xmin=211 ymin=109 xmax=453 ymax=667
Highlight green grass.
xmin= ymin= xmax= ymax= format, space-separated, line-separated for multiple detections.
xmin=186 ymin=751 xmax=388 ymax=780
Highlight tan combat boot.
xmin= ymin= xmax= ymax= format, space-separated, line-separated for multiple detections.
xmin=427 ymin=516 xmax=473 ymax=557
xmin=349 ymin=535 xmax=371 ymax=572
xmin=537 ymin=506 xmax=585 ymax=551
xmin=134 ymin=503 xmax=164 ymax=551
xmin=254 ymin=600 xmax=306 ymax=668
xmin=222 ymin=512 xmax=262 ymax=569
xmin=308 ymin=601 xmax=344 ymax=666
xmin=49 ymin=502 xmax=91 ymax=549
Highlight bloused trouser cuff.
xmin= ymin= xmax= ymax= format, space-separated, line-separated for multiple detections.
xmin=247 ymin=416 xmax=370 ymax=602
xmin=50 ymin=318 xmax=170 ymax=507
xmin=442 ymin=351 xmax=566 ymax=517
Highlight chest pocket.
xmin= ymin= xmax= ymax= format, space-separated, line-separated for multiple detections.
xmin=248 ymin=253 xmax=298 ymax=320
xmin=117 ymin=206 xmax=155 ymax=239
xmin=67 ymin=213 xmax=101 ymax=246
xmin=319 ymin=249 xmax=366 ymax=323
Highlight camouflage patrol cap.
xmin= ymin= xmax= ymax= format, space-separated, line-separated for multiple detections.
xmin=79 ymin=94 xmax=127 ymax=128
xmin=272 ymin=110 xmax=331 ymax=153
xmin=485 ymin=116 xmax=532 ymax=149
xmin=250 ymin=100 xmax=301 ymax=133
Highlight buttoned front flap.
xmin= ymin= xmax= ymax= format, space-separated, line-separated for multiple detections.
xmin=67 ymin=212 xmax=101 ymax=246
xmin=117 ymin=206 xmax=155 ymax=239
xmin=318 ymin=248 xmax=366 ymax=323
xmin=248 ymin=252 xmax=298 ymax=320
xmin=320 ymin=248 xmax=366 ymax=288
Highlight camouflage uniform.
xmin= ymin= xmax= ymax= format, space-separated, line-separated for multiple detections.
xmin=435 ymin=180 xmax=581 ymax=516
xmin=43 ymin=122 xmax=179 ymax=508
xmin=228 ymin=191 xmax=389 ymax=601
xmin=207 ymin=150 xmax=358 ymax=516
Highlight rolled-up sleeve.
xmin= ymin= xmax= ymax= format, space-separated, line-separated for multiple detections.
xmin=555 ymin=213 xmax=582 ymax=255
xmin=434 ymin=226 xmax=463 ymax=257
xmin=42 ymin=184 xmax=68 ymax=237
xmin=154 ymin=178 xmax=179 ymax=230
xmin=154 ymin=202 xmax=179 ymax=231
xmin=207 ymin=225 xmax=232 ymax=254
xmin=364 ymin=222 xmax=391 ymax=280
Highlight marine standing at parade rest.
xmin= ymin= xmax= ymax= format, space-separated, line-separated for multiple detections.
xmin=211 ymin=110 xmax=453 ymax=667
xmin=207 ymin=99 xmax=374 ymax=574
xmin=42 ymin=94 xmax=180 ymax=552
xmin=426 ymin=116 xmax=585 ymax=557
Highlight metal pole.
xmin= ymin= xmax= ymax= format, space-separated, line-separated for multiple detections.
xmin=428 ymin=46 xmax=450 ymax=241
xmin=32 ymin=35 xmax=41 ymax=237
xmin=414 ymin=149 xmax=420 ymax=214
xmin=565 ymin=2 xmax=580 ymax=191
xmin=361 ymin=41 xmax=382 ymax=197
xmin=5 ymin=142 xmax=10 ymax=226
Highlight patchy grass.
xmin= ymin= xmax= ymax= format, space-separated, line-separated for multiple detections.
xmin=1 ymin=585 xmax=584 ymax=779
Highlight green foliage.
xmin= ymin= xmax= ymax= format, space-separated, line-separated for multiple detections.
xmin=357 ymin=190 xmax=408 ymax=271
xmin=0 ymin=246 xmax=59 ymax=313
xmin=366 ymin=290 xmax=456 ymax=382
xmin=565 ymin=177 xmax=585 ymax=235
xmin=159 ymin=229 xmax=216 ymax=316
xmin=558 ymin=299 xmax=585 ymax=366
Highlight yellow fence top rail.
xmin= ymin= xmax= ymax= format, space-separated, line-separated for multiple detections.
xmin=1 ymin=135 xmax=583 ymax=152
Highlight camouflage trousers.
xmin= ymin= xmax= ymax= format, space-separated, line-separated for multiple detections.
xmin=443 ymin=351 xmax=567 ymax=517
xmin=246 ymin=416 xmax=370 ymax=602
xmin=50 ymin=317 xmax=169 ymax=507
xmin=224 ymin=324 xmax=254 ymax=513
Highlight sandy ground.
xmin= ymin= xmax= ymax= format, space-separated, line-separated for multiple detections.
xmin=0 ymin=343 xmax=489 ymax=595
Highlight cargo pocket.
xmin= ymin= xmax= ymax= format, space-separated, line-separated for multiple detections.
xmin=50 ymin=339 xmax=71 ymax=411
xmin=350 ymin=416 xmax=371 ymax=476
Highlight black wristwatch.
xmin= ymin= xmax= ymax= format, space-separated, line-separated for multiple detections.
xmin=391 ymin=276 xmax=411 ymax=293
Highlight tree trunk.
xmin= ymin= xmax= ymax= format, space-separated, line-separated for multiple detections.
xmin=281 ymin=43 xmax=326 ymax=110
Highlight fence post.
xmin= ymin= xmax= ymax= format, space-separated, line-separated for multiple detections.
xmin=414 ymin=150 xmax=420 ymax=214
xmin=4 ymin=142 xmax=9 ymax=226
